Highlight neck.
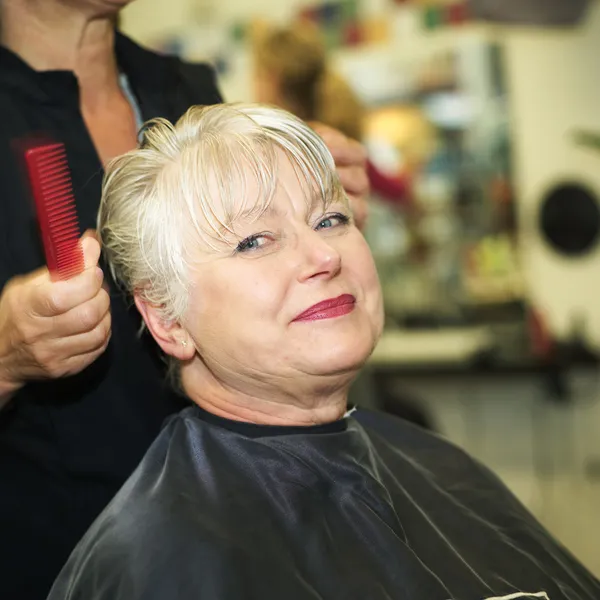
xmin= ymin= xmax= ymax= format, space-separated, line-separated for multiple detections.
xmin=181 ymin=362 xmax=350 ymax=427
xmin=1 ymin=2 xmax=120 ymax=99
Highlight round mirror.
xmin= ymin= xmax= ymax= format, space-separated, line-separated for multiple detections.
xmin=539 ymin=182 xmax=600 ymax=257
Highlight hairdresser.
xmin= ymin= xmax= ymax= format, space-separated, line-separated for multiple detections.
xmin=0 ymin=1 xmax=370 ymax=598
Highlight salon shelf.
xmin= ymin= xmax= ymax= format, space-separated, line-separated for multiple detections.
xmin=368 ymin=328 xmax=599 ymax=378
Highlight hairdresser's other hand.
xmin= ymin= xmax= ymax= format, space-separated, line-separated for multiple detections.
xmin=0 ymin=231 xmax=111 ymax=400
xmin=309 ymin=121 xmax=369 ymax=230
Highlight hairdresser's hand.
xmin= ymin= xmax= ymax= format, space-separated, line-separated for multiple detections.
xmin=309 ymin=122 xmax=370 ymax=230
xmin=0 ymin=231 xmax=111 ymax=402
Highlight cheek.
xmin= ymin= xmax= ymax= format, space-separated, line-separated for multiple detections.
xmin=185 ymin=265 xmax=289 ymax=347
xmin=222 ymin=265 xmax=287 ymax=315
xmin=343 ymin=235 xmax=380 ymax=290
xmin=342 ymin=236 xmax=384 ymax=322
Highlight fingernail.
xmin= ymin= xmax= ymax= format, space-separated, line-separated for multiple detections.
xmin=96 ymin=267 xmax=104 ymax=282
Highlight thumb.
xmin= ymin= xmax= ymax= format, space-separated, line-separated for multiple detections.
xmin=80 ymin=229 xmax=101 ymax=271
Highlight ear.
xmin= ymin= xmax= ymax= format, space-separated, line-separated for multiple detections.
xmin=134 ymin=294 xmax=196 ymax=361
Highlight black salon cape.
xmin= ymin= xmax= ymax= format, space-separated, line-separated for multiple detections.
xmin=47 ymin=407 xmax=599 ymax=600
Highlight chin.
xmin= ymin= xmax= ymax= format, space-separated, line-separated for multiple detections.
xmin=289 ymin=305 xmax=383 ymax=377
xmin=303 ymin=332 xmax=377 ymax=377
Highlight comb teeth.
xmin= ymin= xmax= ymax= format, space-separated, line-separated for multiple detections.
xmin=24 ymin=143 xmax=84 ymax=280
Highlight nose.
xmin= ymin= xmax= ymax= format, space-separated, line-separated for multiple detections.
xmin=295 ymin=228 xmax=342 ymax=283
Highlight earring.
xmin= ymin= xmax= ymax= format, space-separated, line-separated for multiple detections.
xmin=181 ymin=340 xmax=188 ymax=348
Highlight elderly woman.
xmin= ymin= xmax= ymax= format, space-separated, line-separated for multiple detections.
xmin=48 ymin=104 xmax=598 ymax=600
xmin=0 ymin=2 xmax=369 ymax=597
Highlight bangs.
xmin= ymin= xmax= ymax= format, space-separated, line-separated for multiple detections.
xmin=157 ymin=108 xmax=347 ymax=251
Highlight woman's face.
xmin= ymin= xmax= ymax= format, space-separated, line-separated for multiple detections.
xmin=181 ymin=153 xmax=383 ymax=393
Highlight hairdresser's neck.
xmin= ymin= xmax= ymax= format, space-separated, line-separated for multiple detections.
xmin=182 ymin=365 xmax=350 ymax=427
xmin=0 ymin=2 xmax=119 ymax=96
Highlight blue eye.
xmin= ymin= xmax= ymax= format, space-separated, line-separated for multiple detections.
xmin=235 ymin=234 xmax=268 ymax=253
xmin=316 ymin=213 xmax=350 ymax=230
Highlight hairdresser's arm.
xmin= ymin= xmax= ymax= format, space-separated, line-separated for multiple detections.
xmin=0 ymin=233 xmax=111 ymax=412
xmin=309 ymin=122 xmax=370 ymax=230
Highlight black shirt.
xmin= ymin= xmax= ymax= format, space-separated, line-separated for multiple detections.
xmin=48 ymin=407 xmax=600 ymax=600
xmin=0 ymin=34 xmax=222 ymax=600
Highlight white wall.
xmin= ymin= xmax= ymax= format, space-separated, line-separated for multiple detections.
xmin=121 ymin=0 xmax=192 ymax=41
xmin=120 ymin=0 xmax=318 ymax=100
xmin=503 ymin=4 xmax=600 ymax=345
xmin=121 ymin=0 xmax=311 ymax=42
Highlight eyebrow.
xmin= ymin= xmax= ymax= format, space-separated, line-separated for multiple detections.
xmin=234 ymin=187 xmax=336 ymax=224
xmin=236 ymin=203 xmax=280 ymax=222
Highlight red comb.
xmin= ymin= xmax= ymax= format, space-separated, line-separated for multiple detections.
xmin=24 ymin=142 xmax=84 ymax=281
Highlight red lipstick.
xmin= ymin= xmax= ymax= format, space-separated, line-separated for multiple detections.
xmin=293 ymin=294 xmax=356 ymax=323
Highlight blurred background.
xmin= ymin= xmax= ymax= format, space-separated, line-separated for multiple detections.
xmin=121 ymin=0 xmax=600 ymax=574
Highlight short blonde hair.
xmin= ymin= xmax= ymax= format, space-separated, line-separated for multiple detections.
xmin=98 ymin=103 xmax=346 ymax=322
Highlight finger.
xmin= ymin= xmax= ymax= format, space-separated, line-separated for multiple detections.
xmin=308 ymin=120 xmax=343 ymax=140
xmin=51 ymin=311 xmax=112 ymax=358
xmin=31 ymin=266 xmax=105 ymax=317
xmin=309 ymin=122 xmax=367 ymax=167
xmin=19 ymin=231 xmax=100 ymax=293
xmin=50 ymin=288 xmax=111 ymax=337
xmin=337 ymin=165 xmax=370 ymax=198
xmin=81 ymin=232 xmax=102 ymax=270
xmin=59 ymin=335 xmax=112 ymax=378
xmin=82 ymin=229 xmax=100 ymax=243
xmin=327 ymin=137 xmax=367 ymax=167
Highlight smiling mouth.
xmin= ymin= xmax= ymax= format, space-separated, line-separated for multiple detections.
xmin=292 ymin=294 xmax=356 ymax=323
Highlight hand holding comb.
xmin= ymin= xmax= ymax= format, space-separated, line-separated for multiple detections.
xmin=24 ymin=142 xmax=85 ymax=280
xmin=0 ymin=142 xmax=109 ymax=393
